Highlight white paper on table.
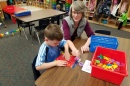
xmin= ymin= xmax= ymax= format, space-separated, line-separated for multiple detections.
xmin=81 ymin=60 xmax=92 ymax=73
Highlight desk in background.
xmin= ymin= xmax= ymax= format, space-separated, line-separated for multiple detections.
xmin=35 ymin=35 xmax=130 ymax=86
xmin=14 ymin=9 xmax=65 ymax=23
xmin=2 ymin=5 xmax=43 ymax=23
xmin=14 ymin=9 xmax=65 ymax=38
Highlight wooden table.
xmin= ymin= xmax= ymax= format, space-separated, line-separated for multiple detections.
xmin=35 ymin=35 xmax=130 ymax=86
xmin=14 ymin=9 xmax=65 ymax=23
xmin=14 ymin=9 xmax=65 ymax=35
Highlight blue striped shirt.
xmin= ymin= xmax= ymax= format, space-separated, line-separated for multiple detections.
xmin=35 ymin=39 xmax=66 ymax=67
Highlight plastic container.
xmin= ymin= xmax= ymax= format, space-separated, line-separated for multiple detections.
xmin=14 ymin=10 xmax=31 ymax=17
xmin=90 ymin=35 xmax=118 ymax=52
xmin=91 ymin=46 xmax=128 ymax=85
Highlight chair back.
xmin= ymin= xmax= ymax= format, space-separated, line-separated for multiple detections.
xmin=38 ymin=19 xmax=50 ymax=30
xmin=95 ymin=30 xmax=111 ymax=35
xmin=32 ymin=55 xmax=41 ymax=80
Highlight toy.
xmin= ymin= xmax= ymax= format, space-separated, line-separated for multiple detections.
xmin=52 ymin=0 xmax=56 ymax=9
xmin=94 ymin=54 xmax=123 ymax=73
xmin=56 ymin=54 xmax=77 ymax=68
xmin=0 ymin=28 xmax=21 ymax=38
xmin=65 ymin=0 xmax=72 ymax=13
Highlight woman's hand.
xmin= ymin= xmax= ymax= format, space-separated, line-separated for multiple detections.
xmin=81 ymin=44 xmax=89 ymax=53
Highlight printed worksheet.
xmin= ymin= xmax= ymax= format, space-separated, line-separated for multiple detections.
xmin=81 ymin=60 xmax=92 ymax=73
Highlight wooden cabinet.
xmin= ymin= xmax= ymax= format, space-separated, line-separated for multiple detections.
xmin=26 ymin=0 xmax=51 ymax=9
xmin=0 ymin=1 xmax=7 ymax=19
xmin=0 ymin=1 xmax=7 ymax=9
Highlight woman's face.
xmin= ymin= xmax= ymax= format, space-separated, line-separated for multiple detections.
xmin=72 ymin=8 xmax=83 ymax=22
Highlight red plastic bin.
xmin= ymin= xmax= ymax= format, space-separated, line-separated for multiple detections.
xmin=90 ymin=46 xmax=128 ymax=85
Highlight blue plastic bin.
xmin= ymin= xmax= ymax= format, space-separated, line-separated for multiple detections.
xmin=90 ymin=35 xmax=118 ymax=52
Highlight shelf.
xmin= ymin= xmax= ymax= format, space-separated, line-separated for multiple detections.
xmin=83 ymin=0 xmax=130 ymax=32
xmin=87 ymin=11 xmax=94 ymax=13
xmin=100 ymin=23 xmax=118 ymax=29
xmin=88 ymin=19 xmax=99 ymax=24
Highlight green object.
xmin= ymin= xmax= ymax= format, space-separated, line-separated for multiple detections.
xmin=100 ymin=54 xmax=104 ymax=59
xmin=118 ymin=12 xmax=128 ymax=26
xmin=9 ymin=0 xmax=13 ymax=3
xmin=46 ymin=0 xmax=50 ymax=3
xmin=96 ymin=60 xmax=100 ymax=64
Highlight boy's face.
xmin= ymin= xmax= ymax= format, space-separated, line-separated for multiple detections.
xmin=45 ymin=37 xmax=60 ymax=47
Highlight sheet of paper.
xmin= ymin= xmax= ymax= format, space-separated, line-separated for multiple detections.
xmin=81 ymin=60 xmax=92 ymax=73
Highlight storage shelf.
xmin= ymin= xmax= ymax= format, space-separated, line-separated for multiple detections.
xmin=83 ymin=0 xmax=130 ymax=32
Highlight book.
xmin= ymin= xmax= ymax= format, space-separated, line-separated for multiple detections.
xmin=56 ymin=54 xmax=77 ymax=68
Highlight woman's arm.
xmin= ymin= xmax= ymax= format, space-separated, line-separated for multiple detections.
xmin=62 ymin=19 xmax=71 ymax=40
xmin=81 ymin=37 xmax=91 ymax=53
xmin=84 ymin=22 xmax=95 ymax=37
xmin=81 ymin=22 xmax=94 ymax=53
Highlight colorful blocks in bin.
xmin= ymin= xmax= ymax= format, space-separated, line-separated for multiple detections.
xmin=90 ymin=35 xmax=118 ymax=52
xmin=90 ymin=46 xmax=128 ymax=85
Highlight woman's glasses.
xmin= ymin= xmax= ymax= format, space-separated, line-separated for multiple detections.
xmin=72 ymin=11 xmax=82 ymax=15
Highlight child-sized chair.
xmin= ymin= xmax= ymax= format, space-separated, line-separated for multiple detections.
xmin=33 ymin=18 xmax=50 ymax=44
xmin=32 ymin=55 xmax=41 ymax=81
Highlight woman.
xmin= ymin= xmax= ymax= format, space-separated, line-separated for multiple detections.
xmin=62 ymin=1 xmax=94 ymax=53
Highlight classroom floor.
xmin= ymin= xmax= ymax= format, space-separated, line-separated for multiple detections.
xmin=0 ymin=19 xmax=130 ymax=86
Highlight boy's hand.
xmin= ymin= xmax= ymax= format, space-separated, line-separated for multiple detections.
xmin=55 ymin=60 xmax=68 ymax=66
xmin=72 ymin=49 xmax=80 ymax=57
xmin=64 ymin=52 xmax=70 ymax=61
xmin=81 ymin=45 xmax=89 ymax=53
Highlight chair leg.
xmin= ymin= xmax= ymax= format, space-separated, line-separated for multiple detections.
xmin=36 ymin=31 xmax=41 ymax=44
xmin=22 ymin=27 xmax=28 ymax=40
xmin=32 ymin=29 xmax=36 ymax=45
xmin=19 ymin=27 xmax=22 ymax=36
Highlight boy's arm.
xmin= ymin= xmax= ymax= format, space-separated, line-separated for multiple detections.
xmin=67 ymin=40 xmax=80 ymax=57
xmin=63 ymin=42 xmax=71 ymax=60
xmin=36 ymin=60 xmax=67 ymax=70
xmin=36 ymin=62 xmax=57 ymax=70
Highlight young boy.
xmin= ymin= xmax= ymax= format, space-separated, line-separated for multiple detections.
xmin=35 ymin=24 xmax=80 ymax=72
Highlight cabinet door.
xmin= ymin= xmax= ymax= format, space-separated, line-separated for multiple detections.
xmin=0 ymin=1 xmax=7 ymax=9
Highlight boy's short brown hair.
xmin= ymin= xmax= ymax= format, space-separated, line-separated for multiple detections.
xmin=44 ymin=24 xmax=63 ymax=41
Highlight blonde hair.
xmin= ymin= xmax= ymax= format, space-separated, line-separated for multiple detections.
xmin=69 ymin=1 xmax=87 ymax=18
xmin=56 ymin=4 xmax=61 ymax=10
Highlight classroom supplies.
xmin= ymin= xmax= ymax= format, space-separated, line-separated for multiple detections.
xmin=15 ymin=10 xmax=31 ymax=17
xmin=82 ymin=60 xmax=92 ymax=73
xmin=56 ymin=54 xmax=77 ymax=68
xmin=91 ymin=46 xmax=128 ymax=85
xmin=90 ymin=35 xmax=118 ymax=52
